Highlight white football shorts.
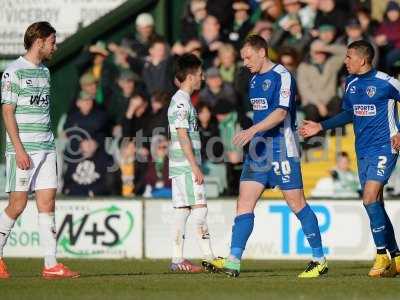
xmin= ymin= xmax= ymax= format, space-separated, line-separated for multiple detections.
xmin=171 ymin=172 xmax=206 ymax=208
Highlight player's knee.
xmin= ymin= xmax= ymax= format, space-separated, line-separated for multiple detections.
xmin=191 ymin=207 xmax=208 ymax=226
xmin=7 ymin=200 xmax=27 ymax=218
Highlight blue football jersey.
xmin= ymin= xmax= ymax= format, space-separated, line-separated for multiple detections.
xmin=342 ymin=69 xmax=400 ymax=157
xmin=248 ymin=64 xmax=299 ymax=159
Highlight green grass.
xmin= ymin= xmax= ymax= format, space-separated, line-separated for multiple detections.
xmin=0 ymin=259 xmax=399 ymax=300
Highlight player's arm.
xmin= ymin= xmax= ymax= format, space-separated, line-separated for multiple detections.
xmin=176 ymin=128 xmax=204 ymax=184
xmin=233 ymin=108 xmax=288 ymax=146
xmin=1 ymin=71 xmax=30 ymax=170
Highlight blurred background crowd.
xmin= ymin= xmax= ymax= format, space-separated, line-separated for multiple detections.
xmin=56 ymin=0 xmax=400 ymax=199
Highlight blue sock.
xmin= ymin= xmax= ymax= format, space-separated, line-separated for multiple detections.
xmin=380 ymin=202 xmax=398 ymax=254
xmin=230 ymin=213 xmax=255 ymax=260
xmin=295 ymin=204 xmax=324 ymax=260
xmin=364 ymin=202 xmax=387 ymax=250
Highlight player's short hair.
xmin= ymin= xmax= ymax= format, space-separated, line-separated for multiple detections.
xmin=175 ymin=53 xmax=202 ymax=83
xmin=24 ymin=21 xmax=56 ymax=50
xmin=242 ymin=34 xmax=269 ymax=54
xmin=348 ymin=40 xmax=375 ymax=64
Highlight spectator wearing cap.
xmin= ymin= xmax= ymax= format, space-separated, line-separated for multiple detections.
xmin=297 ymin=39 xmax=346 ymax=123
xmin=270 ymin=14 xmax=312 ymax=55
xmin=199 ymin=67 xmax=238 ymax=108
xmin=142 ymin=37 xmax=174 ymax=96
xmin=279 ymin=0 xmax=318 ymax=31
xmin=213 ymin=98 xmax=252 ymax=195
xmin=314 ymin=0 xmax=350 ymax=34
xmin=337 ymin=18 xmax=379 ymax=66
xmin=316 ymin=24 xmax=338 ymax=45
xmin=251 ymin=0 xmax=283 ymax=26
xmin=75 ymin=40 xmax=118 ymax=108
xmin=180 ymin=0 xmax=208 ymax=43
xmin=227 ymin=0 xmax=254 ymax=50
xmin=122 ymin=13 xmax=161 ymax=58
xmin=375 ymin=1 xmax=400 ymax=74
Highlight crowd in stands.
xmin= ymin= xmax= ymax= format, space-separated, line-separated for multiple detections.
xmin=58 ymin=0 xmax=400 ymax=198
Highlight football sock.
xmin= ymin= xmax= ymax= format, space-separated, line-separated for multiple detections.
xmin=0 ymin=211 xmax=15 ymax=258
xmin=364 ymin=202 xmax=387 ymax=251
xmin=380 ymin=202 xmax=399 ymax=255
xmin=191 ymin=207 xmax=214 ymax=261
xmin=38 ymin=213 xmax=58 ymax=268
xmin=172 ymin=208 xmax=190 ymax=264
xmin=230 ymin=213 xmax=254 ymax=261
xmin=295 ymin=204 xmax=324 ymax=260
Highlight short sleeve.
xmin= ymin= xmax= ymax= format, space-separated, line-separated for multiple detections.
xmin=342 ymin=78 xmax=353 ymax=112
xmin=172 ymin=101 xmax=190 ymax=129
xmin=277 ymin=71 xmax=294 ymax=110
xmin=1 ymin=70 xmax=19 ymax=105
xmin=388 ymin=76 xmax=400 ymax=102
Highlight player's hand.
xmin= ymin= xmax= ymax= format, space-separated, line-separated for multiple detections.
xmin=15 ymin=149 xmax=31 ymax=170
xmin=192 ymin=165 xmax=204 ymax=185
xmin=299 ymin=120 xmax=323 ymax=138
xmin=391 ymin=133 xmax=400 ymax=151
xmin=233 ymin=128 xmax=257 ymax=147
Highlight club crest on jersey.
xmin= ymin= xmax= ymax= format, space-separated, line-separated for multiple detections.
xmin=353 ymin=104 xmax=376 ymax=116
xmin=262 ymin=79 xmax=271 ymax=91
xmin=250 ymin=98 xmax=268 ymax=110
xmin=366 ymin=86 xmax=376 ymax=97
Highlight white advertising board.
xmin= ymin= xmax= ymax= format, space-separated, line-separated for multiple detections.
xmin=0 ymin=0 xmax=126 ymax=55
xmin=0 ymin=200 xmax=142 ymax=258
xmin=145 ymin=200 xmax=400 ymax=260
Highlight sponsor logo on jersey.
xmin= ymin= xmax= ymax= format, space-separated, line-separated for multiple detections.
xmin=353 ymin=104 xmax=376 ymax=116
xmin=262 ymin=79 xmax=271 ymax=91
xmin=30 ymin=94 xmax=49 ymax=107
xmin=250 ymin=80 xmax=256 ymax=89
xmin=366 ymin=86 xmax=376 ymax=97
xmin=1 ymin=81 xmax=11 ymax=93
xmin=3 ymin=72 xmax=9 ymax=79
xmin=250 ymin=98 xmax=268 ymax=110
xmin=349 ymin=86 xmax=356 ymax=94
xmin=280 ymin=89 xmax=290 ymax=99
xmin=26 ymin=79 xmax=32 ymax=86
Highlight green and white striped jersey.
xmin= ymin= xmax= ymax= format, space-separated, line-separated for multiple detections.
xmin=168 ymin=89 xmax=201 ymax=178
xmin=1 ymin=57 xmax=55 ymax=154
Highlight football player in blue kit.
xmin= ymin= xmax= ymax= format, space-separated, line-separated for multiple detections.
xmin=209 ymin=35 xmax=328 ymax=278
xmin=301 ymin=40 xmax=400 ymax=277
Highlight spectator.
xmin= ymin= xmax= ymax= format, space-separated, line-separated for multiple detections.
xmin=279 ymin=0 xmax=318 ymax=30
xmin=122 ymin=94 xmax=152 ymax=151
xmin=206 ymin=0 xmax=234 ymax=30
xmin=123 ymin=13 xmax=160 ymax=57
xmin=252 ymin=20 xmax=275 ymax=43
xmin=314 ymin=0 xmax=350 ymax=34
xmin=213 ymin=99 xmax=252 ymax=195
xmin=228 ymin=0 xmax=254 ymax=50
xmin=270 ymin=14 xmax=312 ymax=54
xmin=278 ymin=47 xmax=301 ymax=77
xmin=143 ymin=135 xmax=172 ymax=198
xmin=311 ymin=152 xmax=360 ymax=198
xmin=217 ymin=43 xmax=239 ymax=83
xmin=63 ymin=91 xmax=117 ymax=196
xmin=199 ymin=67 xmax=238 ymax=108
xmin=297 ymin=39 xmax=346 ymax=122
xmin=251 ymin=0 xmax=283 ymax=25
xmin=148 ymin=91 xmax=170 ymax=137
xmin=75 ymin=41 xmax=118 ymax=107
xmin=374 ymin=1 xmax=400 ymax=74
xmin=337 ymin=18 xmax=379 ymax=66
xmin=316 ymin=24 xmax=338 ymax=45
xmin=356 ymin=6 xmax=380 ymax=37
xmin=181 ymin=0 xmax=208 ymax=43
xmin=142 ymin=37 xmax=174 ymax=95
xmin=197 ymin=101 xmax=227 ymax=194
xmin=200 ymin=15 xmax=225 ymax=68
xmin=78 ymin=73 xmax=98 ymax=107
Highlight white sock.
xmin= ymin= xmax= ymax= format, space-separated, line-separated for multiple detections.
xmin=172 ymin=208 xmax=190 ymax=264
xmin=38 ymin=213 xmax=58 ymax=268
xmin=0 ymin=211 xmax=16 ymax=258
xmin=191 ymin=207 xmax=214 ymax=262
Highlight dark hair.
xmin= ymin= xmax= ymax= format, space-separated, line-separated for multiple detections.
xmin=175 ymin=53 xmax=202 ymax=83
xmin=348 ymin=40 xmax=375 ymax=64
xmin=149 ymin=36 xmax=166 ymax=49
xmin=337 ymin=151 xmax=349 ymax=158
xmin=24 ymin=21 xmax=56 ymax=50
xmin=151 ymin=91 xmax=170 ymax=107
xmin=242 ymin=34 xmax=269 ymax=54
xmin=196 ymin=101 xmax=212 ymax=112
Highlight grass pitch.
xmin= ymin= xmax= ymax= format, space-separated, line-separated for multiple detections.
xmin=0 ymin=259 xmax=399 ymax=300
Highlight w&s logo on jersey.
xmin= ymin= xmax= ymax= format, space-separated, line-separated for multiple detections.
xmin=30 ymin=94 xmax=49 ymax=107
xmin=353 ymin=104 xmax=376 ymax=116
xmin=250 ymin=98 xmax=268 ymax=110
